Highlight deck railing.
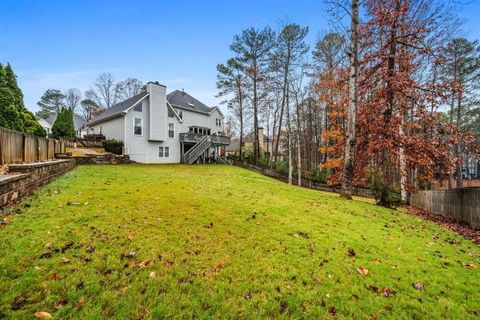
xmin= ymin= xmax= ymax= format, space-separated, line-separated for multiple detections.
xmin=180 ymin=133 xmax=230 ymax=145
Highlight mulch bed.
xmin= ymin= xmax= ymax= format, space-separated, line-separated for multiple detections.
xmin=406 ymin=206 xmax=480 ymax=244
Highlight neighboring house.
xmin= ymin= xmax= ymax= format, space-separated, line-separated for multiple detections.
xmin=37 ymin=118 xmax=52 ymax=136
xmin=44 ymin=112 xmax=88 ymax=138
xmin=87 ymin=81 xmax=229 ymax=164
xmin=226 ymin=127 xmax=283 ymax=159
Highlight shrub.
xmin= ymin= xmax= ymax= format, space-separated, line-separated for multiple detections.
xmin=103 ymin=139 xmax=124 ymax=155
xmin=371 ymin=178 xmax=401 ymax=208
xmin=275 ymin=161 xmax=289 ymax=176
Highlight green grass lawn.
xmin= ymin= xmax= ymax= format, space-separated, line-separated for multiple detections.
xmin=0 ymin=165 xmax=479 ymax=319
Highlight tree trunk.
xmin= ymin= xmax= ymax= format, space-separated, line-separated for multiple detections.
xmin=340 ymin=0 xmax=359 ymax=200
xmin=456 ymin=93 xmax=463 ymax=188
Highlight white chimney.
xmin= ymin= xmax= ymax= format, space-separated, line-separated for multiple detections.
xmin=146 ymin=81 xmax=167 ymax=141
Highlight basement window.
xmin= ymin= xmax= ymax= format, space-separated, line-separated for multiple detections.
xmin=159 ymin=146 xmax=169 ymax=157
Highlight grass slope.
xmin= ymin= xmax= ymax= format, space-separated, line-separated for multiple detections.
xmin=0 ymin=165 xmax=479 ymax=319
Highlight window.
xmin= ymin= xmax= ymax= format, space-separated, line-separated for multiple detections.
xmin=159 ymin=146 xmax=170 ymax=157
xmin=100 ymin=126 xmax=102 ymax=134
xmin=134 ymin=102 xmax=142 ymax=112
xmin=216 ymin=118 xmax=222 ymax=126
xmin=134 ymin=118 xmax=143 ymax=135
xmin=168 ymin=108 xmax=174 ymax=118
xmin=168 ymin=123 xmax=174 ymax=138
xmin=178 ymin=110 xmax=183 ymax=119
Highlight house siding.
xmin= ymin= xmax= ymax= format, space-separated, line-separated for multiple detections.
xmin=90 ymin=116 xmax=125 ymax=141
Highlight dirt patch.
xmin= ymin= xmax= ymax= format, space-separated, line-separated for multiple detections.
xmin=407 ymin=206 xmax=480 ymax=244
xmin=66 ymin=147 xmax=108 ymax=156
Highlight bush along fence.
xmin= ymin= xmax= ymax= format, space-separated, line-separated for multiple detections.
xmin=0 ymin=127 xmax=67 ymax=165
xmin=411 ymin=188 xmax=480 ymax=228
xmin=231 ymin=160 xmax=374 ymax=198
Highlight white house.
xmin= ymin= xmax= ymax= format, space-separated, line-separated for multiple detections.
xmin=42 ymin=112 xmax=88 ymax=138
xmin=87 ymin=81 xmax=229 ymax=164
xmin=37 ymin=118 xmax=52 ymax=136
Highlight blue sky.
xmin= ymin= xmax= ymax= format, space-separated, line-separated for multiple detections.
xmin=1 ymin=0 xmax=479 ymax=114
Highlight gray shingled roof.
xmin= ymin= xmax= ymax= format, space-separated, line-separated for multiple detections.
xmin=88 ymin=91 xmax=149 ymax=126
xmin=167 ymin=90 xmax=213 ymax=114
xmin=88 ymin=89 xmax=216 ymax=126
xmin=45 ymin=112 xmax=87 ymax=130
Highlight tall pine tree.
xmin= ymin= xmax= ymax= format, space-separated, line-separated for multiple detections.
xmin=51 ymin=107 xmax=75 ymax=139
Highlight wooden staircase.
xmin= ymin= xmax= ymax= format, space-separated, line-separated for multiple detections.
xmin=183 ymin=136 xmax=212 ymax=164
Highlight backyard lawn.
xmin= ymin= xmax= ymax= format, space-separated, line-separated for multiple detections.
xmin=0 ymin=165 xmax=479 ymax=319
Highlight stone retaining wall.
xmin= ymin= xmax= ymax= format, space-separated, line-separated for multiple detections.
xmin=0 ymin=159 xmax=76 ymax=208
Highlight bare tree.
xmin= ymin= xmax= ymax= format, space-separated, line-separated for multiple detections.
xmin=90 ymin=72 xmax=118 ymax=109
xmin=64 ymin=88 xmax=82 ymax=112
xmin=115 ymin=78 xmax=144 ymax=101
xmin=80 ymin=89 xmax=101 ymax=122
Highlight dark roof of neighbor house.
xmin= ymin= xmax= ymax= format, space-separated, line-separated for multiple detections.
xmin=88 ymin=91 xmax=149 ymax=126
xmin=167 ymin=90 xmax=213 ymax=114
xmin=226 ymin=139 xmax=240 ymax=152
xmin=45 ymin=112 xmax=87 ymax=130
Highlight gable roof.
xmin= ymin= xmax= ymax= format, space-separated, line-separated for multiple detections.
xmin=87 ymin=91 xmax=148 ymax=126
xmin=167 ymin=90 xmax=213 ymax=114
xmin=45 ymin=112 xmax=87 ymax=130
xmin=87 ymin=89 xmax=221 ymax=126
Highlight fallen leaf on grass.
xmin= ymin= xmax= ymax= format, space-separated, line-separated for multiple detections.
xmin=413 ymin=283 xmax=425 ymax=291
xmin=383 ymin=287 xmax=394 ymax=297
xmin=463 ymin=263 xmax=477 ymax=269
xmin=127 ymin=234 xmax=134 ymax=241
xmin=34 ymin=311 xmax=52 ymax=318
xmin=44 ymin=243 xmax=53 ymax=249
xmin=139 ymin=259 xmax=151 ymax=268
xmin=328 ymin=306 xmax=336 ymax=315
xmin=61 ymin=258 xmax=70 ymax=264
xmin=314 ymin=276 xmax=322 ymax=283
xmin=357 ymin=267 xmax=368 ymax=276
xmin=75 ymin=296 xmax=85 ymax=308
xmin=373 ymin=259 xmax=381 ymax=265
xmin=49 ymin=273 xmax=57 ymax=280
xmin=61 ymin=241 xmax=74 ymax=253
xmin=3 ymin=215 xmax=12 ymax=221
xmin=149 ymin=271 xmax=156 ymax=278
xmin=40 ymin=251 xmax=53 ymax=259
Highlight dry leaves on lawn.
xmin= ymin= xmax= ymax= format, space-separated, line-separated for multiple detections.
xmin=34 ymin=311 xmax=52 ymax=318
xmin=357 ymin=267 xmax=368 ymax=276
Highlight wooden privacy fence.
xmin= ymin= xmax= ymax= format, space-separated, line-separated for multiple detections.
xmin=0 ymin=127 xmax=67 ymax=165
xmin=411 ymin=188 xmax=480 ymax=228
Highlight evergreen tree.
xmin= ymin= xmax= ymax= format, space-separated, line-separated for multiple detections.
xmin=0 ymin=63 xmax=26 ymax=132
xmin=4 ymin=63 xmax=25 ymax=112
xmin=23 ymin=111 xmax=47 ymax=137
xmin=51 ymin=107 xmax=75 ymax=139
xmin=36 ymin=89 xmax=65 ymax=119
